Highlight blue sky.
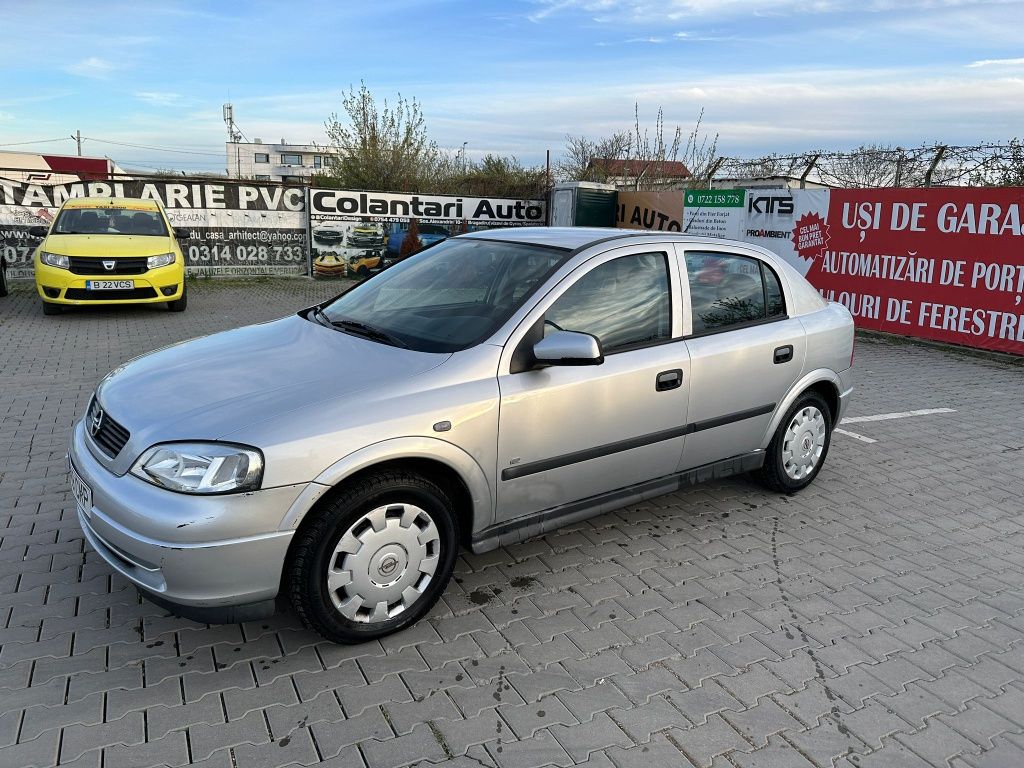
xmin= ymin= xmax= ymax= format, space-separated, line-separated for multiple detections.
xmin=2 ymin=0 xmax=1023 ymax=172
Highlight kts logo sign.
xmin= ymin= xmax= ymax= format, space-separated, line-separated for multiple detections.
xmin=748 ymin=195 xmax=794 ymax=215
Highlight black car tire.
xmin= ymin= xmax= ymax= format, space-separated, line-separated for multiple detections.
xmin=754 ymin=391 xmax=832 ymax=494
xmin=167 ymin=286 xmax=188 ymax=312
xmin=288 ymin=471 xmax=459 ymax=644
xmin=42 ymin=301 xmax=62 ymax=316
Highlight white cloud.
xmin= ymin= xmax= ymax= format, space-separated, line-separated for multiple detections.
xmin=968 ymin=57 xmax=1024 ymax=68
xmin=135 ymin=91 xmax=183 ymax=107
xmin=64 ymin=57 xmax=115 ymax=78
xmin=527 ymin=0 xmax=1019 ymax=23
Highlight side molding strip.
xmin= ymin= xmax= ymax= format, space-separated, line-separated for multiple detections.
xmin=501 ymin=402 xmax=775 ymax=481
xmin=476 ymin=451 xmax=765 ymax=553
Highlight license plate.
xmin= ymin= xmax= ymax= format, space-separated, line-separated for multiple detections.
xmin=70 ymin=462 xmax=93 ymax=514
xmin=86 ymin=280 xmax=134 ymax=290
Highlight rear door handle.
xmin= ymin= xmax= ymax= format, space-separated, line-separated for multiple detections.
xmin=774 ymin=345 xmax=794 ymax=364
xmin=656 ymin=369 xmax=683 ymax=391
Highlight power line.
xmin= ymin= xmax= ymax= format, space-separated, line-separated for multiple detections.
xmin=82 ymin=137 xmax=225 ymax=157
xmin=0 ymin=137 xmax=74 ymax=148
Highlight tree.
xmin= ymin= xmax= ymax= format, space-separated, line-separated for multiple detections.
xmin=556 ymin=105 xmax=719 ymax=190
xmin=321 ymin=82 xmax=439 ymax=192
xmin=969 ymin=139 xmax=1024 ymax=186
xmin=436 ymin=153 xmax=548 ymax=199
xmin=555 ymin=132 xmax=631 ymax=183
xmin=817 ymin=144 xmax=934 ymax=188
xmin=400 ymin=218 xmax=423 ymax=258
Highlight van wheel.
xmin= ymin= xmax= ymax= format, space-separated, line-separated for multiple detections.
xmin=288 ymin=472 xmax=458 ymax=644
xmin=42 ymin=301 xmax=62 ymax=316
xmin=755 ymin=391 xmax=832 ymax=494
xmin=167 ymin=286 xmax=187 ymax=312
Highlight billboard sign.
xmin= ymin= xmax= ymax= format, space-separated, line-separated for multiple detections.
xmin=0 ymin=178 xmax=308 ymax=279
xmin=307 ymin=188 xmax=546 ymax=280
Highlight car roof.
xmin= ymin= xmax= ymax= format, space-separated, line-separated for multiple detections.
xmin=460 ymin=226 xmax=772 ymax=253
xmin=61 ymin=196 xmax=162 ymax=211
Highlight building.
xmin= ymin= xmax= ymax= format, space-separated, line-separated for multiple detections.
xmin=710 ymin=175 xmax=832 ymax=190
xmin=0 ymin=150 xmax=125 ymax=185
xmin=586 ymin=158 xmax=692 ymax=190
xmin=225 ymin=140 xmax=338 ymax=182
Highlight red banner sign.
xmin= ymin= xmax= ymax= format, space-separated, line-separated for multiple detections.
xmin=801 ymin=189 xmax=1024 ymax=355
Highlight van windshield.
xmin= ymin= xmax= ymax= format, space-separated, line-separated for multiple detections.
xmin=317 ymin=238 xmax=569 ymax=353
xmin=54 ymin=208 xmax=169 ymax=236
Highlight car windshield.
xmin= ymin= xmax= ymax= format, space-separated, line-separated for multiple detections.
xmin=318 ymin=238 xmax=570 ymax=352
xmin=53 ymin=208 xmax=168 ymax=236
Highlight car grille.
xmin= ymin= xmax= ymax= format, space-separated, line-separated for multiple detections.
xmin=87 ymin=396 xmax=131 ymax=458
xmin=64 ymin=287 xmax=159 ymax=301
xmin=69 ymin=257 xmax=150 ymax=275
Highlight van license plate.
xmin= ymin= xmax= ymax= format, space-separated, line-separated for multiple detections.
xmin=70 ymin=462 xmax=93 ymax=514
xmin=86 ymin=280 xmax=134 ymax=290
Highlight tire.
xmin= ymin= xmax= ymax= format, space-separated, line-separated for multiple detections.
xmin=167 ymin=286 xmax=187 ymax=312
xmin=288 ymin=471 xmax=459 ymax=644
xmin=42 ymin=301 xmax=62 ymax=316
xmin=755 ymin=391 xmax=832 ymax=494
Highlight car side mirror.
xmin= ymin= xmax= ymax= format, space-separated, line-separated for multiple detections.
xmin=28 ymin=225 xmax=49 ymax=238
xmin=173 ymin=227 xmax=191 ymax=240
xmin=533 ymin=330 xmax=604 ymax=366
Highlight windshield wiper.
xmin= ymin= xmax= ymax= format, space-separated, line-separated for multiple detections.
xmin=309 ymin=305 xmax=333 ymax=328
xmin=330 ymin=317 xmax=410 ymax=349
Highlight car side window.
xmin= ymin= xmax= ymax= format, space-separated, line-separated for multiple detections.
xmin=545 ymin=252 xmax=671 ymax=354
xmin=763 ymin=262 xmax=786 ymax=318
xmin=685 ymin=251 xmax=787 ymax=334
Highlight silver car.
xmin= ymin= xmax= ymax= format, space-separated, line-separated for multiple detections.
xmin=69 ymin=228 xmax=854 ymax=643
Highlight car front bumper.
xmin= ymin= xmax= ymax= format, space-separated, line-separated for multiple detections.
xmin=36 ymin=261 xmax=184 ymax=305
xmin=69 ymin=419 xmax=305 ymax=621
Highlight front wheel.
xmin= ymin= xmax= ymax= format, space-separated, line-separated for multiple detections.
xmin=42 ymin=301 xmax=62 ymax=316
xmin=755 ymin=392 xmax=832 ymax=493
xmin=167 ymin=285 xmax=187 ymax=312
xmin=288 ymin=472 xmax=458 ymax=643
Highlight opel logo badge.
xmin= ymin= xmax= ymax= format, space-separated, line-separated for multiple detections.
xmin=102 ymin=260 xmax=116 ymax=271
xmin=379 ymin=555 xmax=398 ymax=576
xmin=90 ymin=406 xmax=104 ymax=437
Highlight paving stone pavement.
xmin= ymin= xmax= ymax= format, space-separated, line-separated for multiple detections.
xmin=1 ymin=278 xmax=1023 ymax=768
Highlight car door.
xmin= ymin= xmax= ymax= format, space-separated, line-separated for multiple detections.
xmin=676 ymin=246 xmax=806 ymax=471
xmin=495 ymin=245 xmax=690 ymax=524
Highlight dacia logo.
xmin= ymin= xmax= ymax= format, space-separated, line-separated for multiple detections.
xmin=748 ymin=196 xmax=795 ymax=215
xmin=103 ymin=260 xmax=116 ymax=271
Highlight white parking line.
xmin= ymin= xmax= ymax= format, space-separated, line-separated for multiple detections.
xmin=833 ymin=407 xmax=956 ymax=444
xmin=834 ymin=428 xmax=877 ymax=444
xmin=842 ymin=408 xmax=956 ymax=424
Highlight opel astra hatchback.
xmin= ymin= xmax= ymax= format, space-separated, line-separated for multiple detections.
xmin=32 ymin=197 xmax=188 ymax=314
xmin=70 ymin=228 xmax=854 ymax=643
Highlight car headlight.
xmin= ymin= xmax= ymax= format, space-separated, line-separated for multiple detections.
xmin=40 ymin=251 xmax=69 ymax=269
xmin=130 ymin=442 xmax=263 ymax=494
xmin=147 ymin=252 xmax=175 ymax=269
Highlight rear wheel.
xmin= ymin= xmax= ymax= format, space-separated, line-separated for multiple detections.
xmin=288 ymin=471 xmax=458 ymax=644
xmin=167 ymin=285 xmax=187 ymax=312
xmin=42 ymin=301 xmax=62 ymax=316
xmin=755 ymin=391 xmax=832 ymax=493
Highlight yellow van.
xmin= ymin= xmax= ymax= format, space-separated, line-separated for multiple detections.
xmin=32 ymin=197 xmax=188 ymax=315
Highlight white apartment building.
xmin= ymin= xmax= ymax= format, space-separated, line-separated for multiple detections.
xmin=225 ymin=140 xmax=339 ymax=182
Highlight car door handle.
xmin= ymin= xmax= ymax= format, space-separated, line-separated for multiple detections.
xmin=656 ymin=369 xmax=683 ymax=391
xmin=774 ymin=345 xmax=794 ymax=364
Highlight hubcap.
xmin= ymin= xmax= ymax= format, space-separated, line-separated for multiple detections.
xmin=327 ymin=503 xmax=440 ymax=623
xmin=781 ymin=406 xmax=827 ymax=480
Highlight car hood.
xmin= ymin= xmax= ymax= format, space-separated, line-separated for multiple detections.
xmin=95 ymin=314 xmax=450 ymax=456
xmin=44 ymin=234 xmax=177 ymax=257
